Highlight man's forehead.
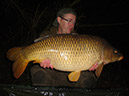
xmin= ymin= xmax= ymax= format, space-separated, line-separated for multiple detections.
xmin=63 ymin=14 xmax=76 ymax=19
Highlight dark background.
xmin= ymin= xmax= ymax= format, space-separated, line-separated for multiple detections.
xmin=0 ymin=0 xmax=128 ymax=89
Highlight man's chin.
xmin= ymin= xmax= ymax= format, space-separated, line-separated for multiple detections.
xmin=67 ymin=30 xmax=71 ymax=34
xmin=62 ymin=30 xmax=71 ymax=34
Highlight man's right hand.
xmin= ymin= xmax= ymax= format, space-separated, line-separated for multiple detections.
xmin=40 ymin=59 xmax=54 ymax=69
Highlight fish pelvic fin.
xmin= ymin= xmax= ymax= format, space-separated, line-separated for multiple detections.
xmin=68 ymin=71 xmax=81 ymax=82
xmin=6 ymin=47 xmax=23 ymax=61
xmin=13 ymin=54 xmax=29 ymax=79
xmin=95 ymin=63 xmax=104 ymax=77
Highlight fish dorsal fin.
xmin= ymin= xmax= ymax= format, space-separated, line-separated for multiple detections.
xmin=68 ymin=71 xmax=81 ymax=82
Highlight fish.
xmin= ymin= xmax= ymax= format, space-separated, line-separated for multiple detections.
xmin=6 ymin=34 xmax=123 ymax=82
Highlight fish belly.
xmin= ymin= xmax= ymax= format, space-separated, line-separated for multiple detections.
xmin=32 ymin=49 xmax=101 ymax=72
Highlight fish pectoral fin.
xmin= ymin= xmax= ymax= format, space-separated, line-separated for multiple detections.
xmin=95 ymin=63 xmax=104 ymax=78
xmin=68 ymin=71 xmax=81 ymax=82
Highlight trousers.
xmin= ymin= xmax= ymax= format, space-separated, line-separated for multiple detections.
xmin=31 ymin=65 xmax=98 ymax=88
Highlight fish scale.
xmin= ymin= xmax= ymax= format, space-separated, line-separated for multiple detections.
xmin=29 ymin=35 xmax=103 ymax=71
xmin=34 ymin=35 xmax=99 ymax=70
xmin=6 ymin=34 xmax=123 ymax=81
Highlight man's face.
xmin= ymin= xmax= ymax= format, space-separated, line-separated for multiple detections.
xmin=57 ymin=13 xmax=76 ymax=34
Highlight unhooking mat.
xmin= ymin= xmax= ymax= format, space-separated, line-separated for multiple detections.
xmin=0 ymin=84 xmax=129 ymax=96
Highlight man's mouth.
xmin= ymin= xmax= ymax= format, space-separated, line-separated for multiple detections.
xmin=69 ymin=28 xmax=73 ymax=31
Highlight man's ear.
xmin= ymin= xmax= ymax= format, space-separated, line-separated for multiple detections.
xmin=57 ymin=17 xmax=61 ymax=24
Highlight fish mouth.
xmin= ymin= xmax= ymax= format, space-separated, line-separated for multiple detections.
xmin=119 ymin=56 xmax=124 ymax=61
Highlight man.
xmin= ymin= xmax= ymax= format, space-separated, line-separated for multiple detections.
xmin=31 ymin=8 xmax=98 ymax=88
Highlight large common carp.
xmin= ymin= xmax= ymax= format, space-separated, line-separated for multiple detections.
xmin=6 ymin=34 xmax=123 ymax=82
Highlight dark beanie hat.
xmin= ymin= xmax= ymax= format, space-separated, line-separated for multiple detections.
xmin=53 ymin=8 xmax=77 ymax=26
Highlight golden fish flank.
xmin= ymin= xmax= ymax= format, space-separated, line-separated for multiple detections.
xmin=6 ymin=34 xmax=123 ymax=82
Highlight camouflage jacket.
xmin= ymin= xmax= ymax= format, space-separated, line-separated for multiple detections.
xmin=34 ymin=27 xmax=77 ymax=42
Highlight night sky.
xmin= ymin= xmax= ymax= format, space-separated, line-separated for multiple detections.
xmin=0 ymin=0 xmax=129 ymax=89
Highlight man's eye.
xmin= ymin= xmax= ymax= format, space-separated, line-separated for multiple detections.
xmin=68 ymin=20 xmax=76 ymax=24
xmin=67 ymin=19 xmax=72 ymax=22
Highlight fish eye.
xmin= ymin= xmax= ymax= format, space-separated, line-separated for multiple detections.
xmin=114 ymin=50 xmax=118 ymax=54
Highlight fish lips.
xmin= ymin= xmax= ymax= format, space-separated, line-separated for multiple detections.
xmin=119 ymin=56 xmax=124 ymax=61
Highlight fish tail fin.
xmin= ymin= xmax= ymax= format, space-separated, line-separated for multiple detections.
xmin=13 ymin=54 xmax=29 ymax=79
xmin=6 ymin=47 xmax=29 ymax=78
xmin=6 ymin=47 xmax=22 ymax=61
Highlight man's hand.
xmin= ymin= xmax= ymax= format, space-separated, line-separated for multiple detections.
xmin=89 ymin=63 xmax=98 ymax=71
xmin=40 ymin=59 xmax=54 ymax=69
